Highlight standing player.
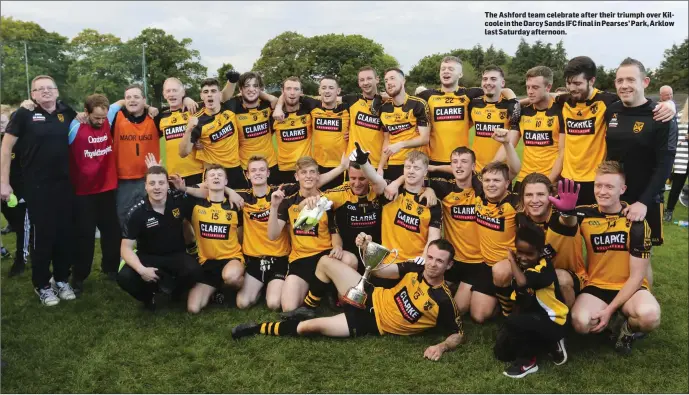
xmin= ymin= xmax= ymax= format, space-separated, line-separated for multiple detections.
xmin=273 ymin=76 xmax=350 ymax=191
xmin=567 ymin=161 xmax=661 ymax=355
xmin=179 ymin=78 xmax=244 ymax=189
xmin=232 ymin=234 xmax=465 ymax=364
xmin=222 ymin=72 xmax=280 ymax=186
xmin=513 ymin=66 xmax=565 ymax=193
xmin=271 ymin=77 xmax=318 ymax=185
xmin=469 ymin=66 xmax=520 ymax=172
xmin=605 ymin=58 xmax=677 ymax=251
xmin=376 ymin=68 xmax=430 ymax=181
xmin=342 ymin=67 xmax=385 ymax=169
xmin=267 ymin=156 xmax=358 ymax=312
xmin=556 ymin=56 xmax=675 ymax=205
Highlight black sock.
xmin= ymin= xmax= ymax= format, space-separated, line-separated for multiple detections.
xmin=259 ymin=320 xmax=300 ymax=336
xmin=304 ymin=276 xmax=329 ymax=308
xmin=495 ymin=286 xmax=514 ymax=317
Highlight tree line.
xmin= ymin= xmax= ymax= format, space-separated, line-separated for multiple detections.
xmin=1 ymin=16 xmax=687 ymax=108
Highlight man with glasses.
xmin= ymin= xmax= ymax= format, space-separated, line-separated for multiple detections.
xmin=0 ymin=75 xmax=78 ymax=306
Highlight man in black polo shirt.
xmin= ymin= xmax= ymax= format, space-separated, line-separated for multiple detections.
xmin=605 ymin=57 xmax=677 ymax=288
xmin=117 ymin=166 xmax=203 ymax=310
xmin=1 ymin=75 xmax=77 ymax=306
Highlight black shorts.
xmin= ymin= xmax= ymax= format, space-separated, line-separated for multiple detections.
xmin=428 ymin=160 xmax=453 ymax=180
xmin=287 ymin=250 xmax=330 ymax=284
xmin=245 ymin=255 xmax=288 ymax=284
xmin=273 ymin=169 xmax=296 ymax=185
xmin=646 ymin=201 xmax=664 ymax=246
xmin=576 ymin=181 xmax=596 ymax=206
xmin=469 ymin=262 xmax=497 ymax=297
xmin=343 ymin=281 xmax=380 ymax=337
xmin=266 ymin=165 xmax=282 ymax=186
xmin=563 ymin=269 xmax=583 ymax=295
xmin=384 ymin=164 xmax=404 ymax=183
xmin=318 ymin=165 xmax=346 ymax=191
xmin=449 ymin=260 xmax=486 ymax=287
xmin=581 ymin=285 xmax=648 ymax=306
xmin=198 ymin=259 xmax=229 ymax=289
xmin=183 ymin=173 xmax=203 ymax=187
xmin=225 ymin=166 xmax=249 ymax=190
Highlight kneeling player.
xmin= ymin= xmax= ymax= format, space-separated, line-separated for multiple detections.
xmin=231 ymin=233 xmax=465 ymax=362
xmin=268 ymin=156 xmax=358 ymax=312
xmin=495 ymin=222 xmax=569 ymax=379
xmin=568 ymin=161 xmax=661 ymax=354
xmin=174 ymin=165 xmax=245 ymax=314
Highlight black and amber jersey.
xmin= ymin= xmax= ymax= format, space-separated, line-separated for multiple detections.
xmin=575 ymin=204 xmax=651 ymax=290
xmin=323 ymin=182 xmax=383 ymax=255
xmin=517 ymin=211 xmax=586 ymax=281
xmin=155 ymin=109 xmax=204 ymax=177
xmin=372 ymin=262 xmax=462 ymax=336
xmin=277 ymin=190 xmax=337 ymax=262
xmin=236 ymin=184 xmax=297 ymax=258
xmin=469 ymin=96 xmax=520 ymax=172
xmin=417 ymin=87 xmax=484 ymax=163
xmin=516 ymin=100 xmax=564 ymax=181
xmin=510 ymin=257 xmax=569 ymax=326
xmin=474 ymin=192 xmax=519 ymax=265
xmin=190 ymin=105 xmax=240 ymax=168
xmin=428 ymin=177 xmax=483 ymax=263
xmin=182 ymin=196 xmax=243 ymax=264
xmin=224 ymin=98 xmax=276 ymax=169
xmin=605 ymin=99 xmax=677 ymax=206
xmin=272 ymin=102 xmax=317 ymax=171
xmin=379 ymin=94 xmax=430 ymax=165
xmin=343 ymin=94 xmax=383 ymax=167
xmin=558 ymin=89 xmax=619 ymax=181
xmin=300 ymin=97 xmax=351 ymax=168
xmin=380 ymin=188 xmax=442 ymax=261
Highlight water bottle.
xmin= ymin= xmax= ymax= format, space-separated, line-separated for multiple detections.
xmin=674 ymin=220 xmax=688 ymax=228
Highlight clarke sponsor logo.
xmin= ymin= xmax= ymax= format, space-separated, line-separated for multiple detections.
xmin=566 ymin=118 xmax=595 ymax=135
xmin=591 ymin=231 xmax=628 ymax=253
xmin=314 ymin=117 xmax=342 ymax=132
xmin=394 ymin=209 xmax=421 ymax=233
xmin=473 ymin=122 xmax=503 ymax=137
xmin=164 ymin=125 xmax=186 ymax=140
xmin=355 ymin=112 xmax=380 ymax=130
xmin=475 ymin=211 xmax=505 ymax=231
xmin=451 ymin=205 xmax=475 ymax=221
xmin=434 ymin=106 xmax=464 ymax=121
xmin=394 ymin=288 xmax=422 ymax=323
xmin=249 ymin=209 xmax=270 ymax=222
xmin=243 ymin=121 xmax=269 ymax=139
xmin=210 ymin=122 xmax=235 ymax=142
xmin=349 ymin=212 xmax=378 ymax=227
xmin=280 ymin=127 xmax=307 ymax=142
xmin=386 ymin=122 xmax=413 ymax=136
xmin=523 ymin=130 xmax=554 ymax=146
xmin=199 ymin=221 xmax=229 ymax=240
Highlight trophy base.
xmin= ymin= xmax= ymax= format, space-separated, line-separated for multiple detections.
xmin=342 ymin=288 xmax=368 ymax=309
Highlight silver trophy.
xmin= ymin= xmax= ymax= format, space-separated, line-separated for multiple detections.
xmin=342 ymin=241 xmax=398 ymax=308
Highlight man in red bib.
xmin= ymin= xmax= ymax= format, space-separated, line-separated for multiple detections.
xmin=68 ymin=94 xmax=122 ymax=295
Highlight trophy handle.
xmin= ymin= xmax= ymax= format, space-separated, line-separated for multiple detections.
xmin=372 ymin=248 xmax=399 ymax=272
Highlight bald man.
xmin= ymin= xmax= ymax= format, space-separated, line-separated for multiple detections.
xmin=659 ymin=86 xmax=673 ymax=103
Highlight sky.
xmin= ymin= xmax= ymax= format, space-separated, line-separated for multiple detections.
xmin=2 ymin=1 xmax=688 ymax=77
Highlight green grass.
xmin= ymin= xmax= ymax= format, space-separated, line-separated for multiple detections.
xmin=2 ymin=132 xmax=687 ymax=393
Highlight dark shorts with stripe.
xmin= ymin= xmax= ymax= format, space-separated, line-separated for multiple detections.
xmin=225 ymin=166 xmax=249 ymax=190
xmin=581 ymin=285 xmax=649 ymax=306
xmin=468 ymin=262 xmax=497 ymax=297
xmin=199 ymin=259 xmax=230 ymax=289
xmin=245 ymin=255 xmax=288 ymax=284
xmin=287 ymin=250 xmax=330 ymax=284
xmin=448 ymin=260 xmax=487 ymax=286
xmin=561 ymin=269 xmax=584 ymax=295
xmin=343 ymin=281 xmax=380 ymax=337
